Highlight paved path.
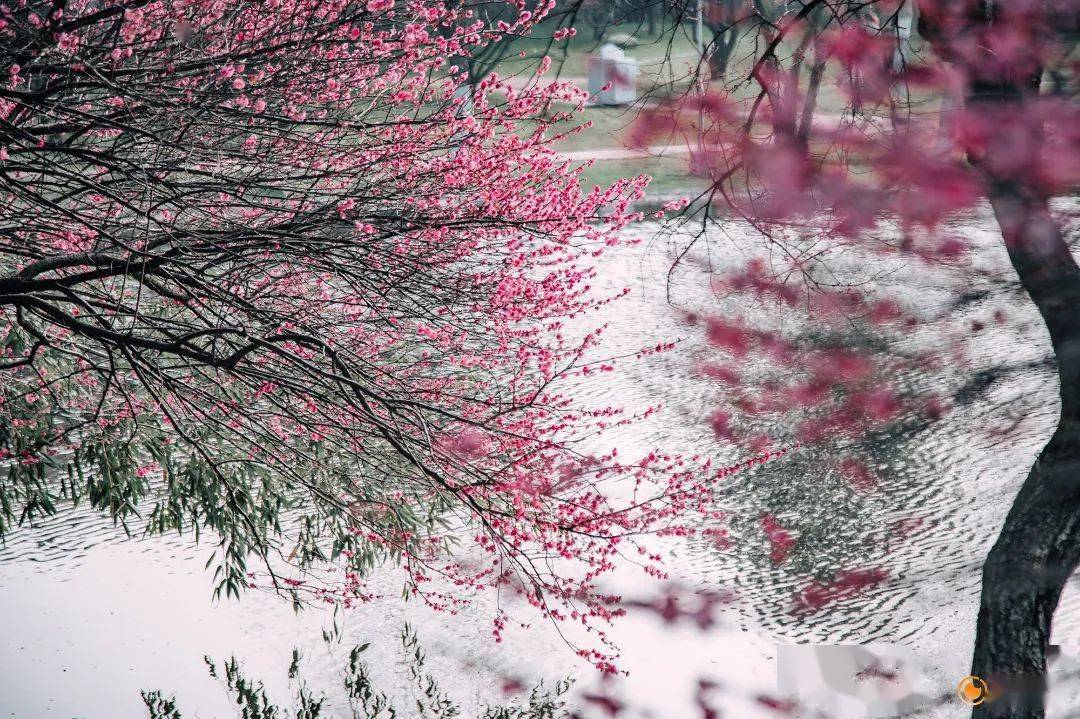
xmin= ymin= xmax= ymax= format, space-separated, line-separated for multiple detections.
xmin=557 ymin=143 xmax=696 ymax=161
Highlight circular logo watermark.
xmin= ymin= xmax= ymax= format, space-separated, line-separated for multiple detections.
xmin=957 ymin=675 xmax=992 ymax=706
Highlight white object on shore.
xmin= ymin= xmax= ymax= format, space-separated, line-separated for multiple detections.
xmin=586 ymin=43 xmax=638 ymax=106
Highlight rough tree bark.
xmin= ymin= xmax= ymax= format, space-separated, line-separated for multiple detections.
xmin=971 ymin=180 xmax=1080 ymax=718
xmin=916 ymin=5 xmax=1080 ymax=717
xmin=707 ymin=26 xmax=739 ymax=77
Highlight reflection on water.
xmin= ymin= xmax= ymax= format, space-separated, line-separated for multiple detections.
xmin=3 ymin=205 xmax=1079 ymax=717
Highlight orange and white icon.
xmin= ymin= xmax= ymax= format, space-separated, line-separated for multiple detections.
xmin=957 ymin=675 xmax=991 ymax=706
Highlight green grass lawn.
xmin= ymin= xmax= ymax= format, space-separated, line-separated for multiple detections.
xmin=491 ymin=19 xmax=701 ymax=81
xmin=516 ymin=104 xmax=641 ymax=152
xmin=578 ymin=154 xmax=710 ymax=199
xmin=497 ymin=18 xmax=947 ymax=200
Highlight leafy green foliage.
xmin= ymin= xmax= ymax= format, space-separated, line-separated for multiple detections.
xmin=141 ymin=691 xmax=182 ymax=719
xmin=142 ymin=625 xmax=570 ymax=719
xmin=0 ymin=398 xmax=438 ymax=603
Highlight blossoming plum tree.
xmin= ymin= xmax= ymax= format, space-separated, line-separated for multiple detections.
xmin=0 ymin=0 xmax=741 ymax=668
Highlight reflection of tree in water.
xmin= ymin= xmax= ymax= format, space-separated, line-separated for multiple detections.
xmin=720 ymin=429 xmax=933 ymax=637
xmin=695 ymin=322 xmax=967 ymax=640
xmin=691 ymin=287 xmax=1059 ymax=645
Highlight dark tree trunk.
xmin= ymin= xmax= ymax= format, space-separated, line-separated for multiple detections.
xmin=796 ymin=56 xmax=825 ymax=146
xmin=915 ymin=1 xmax=1080 ymax=713
xmin=707 ymin=27 xmax=738 ymax=78
xmin=971 ymin=183 xmax=1080 ymax=718
xmin=643 ymin=2 xmax=658 ymax=36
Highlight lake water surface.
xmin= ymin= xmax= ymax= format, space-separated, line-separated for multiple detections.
xmin=3 ymin=206 xmax=1080 ymax=718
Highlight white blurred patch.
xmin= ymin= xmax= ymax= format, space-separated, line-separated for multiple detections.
xmin=777 ymin=644 xmax=934 ymax=717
